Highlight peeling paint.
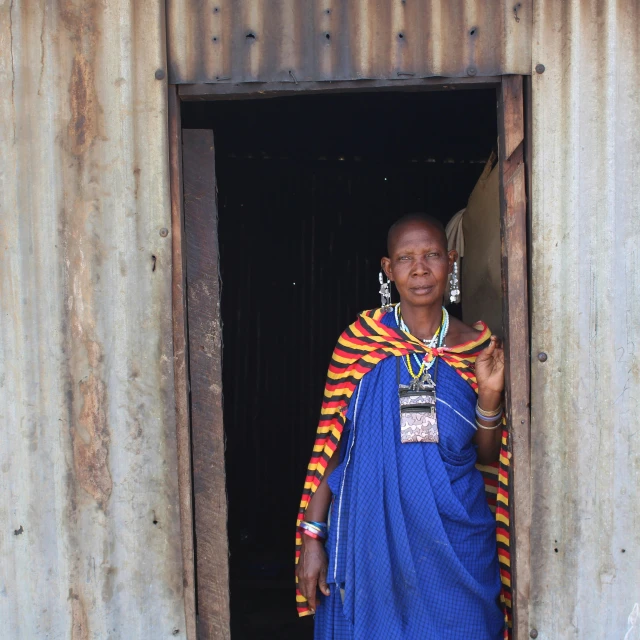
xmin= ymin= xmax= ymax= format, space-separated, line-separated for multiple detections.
xmin=74 ymin=372 xmax=112 ymax=506
xmin=625 ymin=604 xmax=640 ymax=640
xmin=68 ymin=54 xmax=100 ymax=157
xmin=69 ymin=590 xmax=89 ymax=640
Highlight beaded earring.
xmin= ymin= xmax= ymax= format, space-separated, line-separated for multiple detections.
xmin=449 ymin=262 xmax=460 ymax=304
xmin=379 ymin=272 xmax=392 ymax=310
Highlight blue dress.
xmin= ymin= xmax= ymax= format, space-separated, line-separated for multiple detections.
xmin=314 ymin=314 xmax=504 ymax=640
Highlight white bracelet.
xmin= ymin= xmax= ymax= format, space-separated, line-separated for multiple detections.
xmin=475 ymin=418 xmax=501 ymax=431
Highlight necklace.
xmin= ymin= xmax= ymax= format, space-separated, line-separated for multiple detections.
xmin=395 ymin=305 xmax=449 ymax=444
xmin=395 ymin=305 xmax=449 ymax=378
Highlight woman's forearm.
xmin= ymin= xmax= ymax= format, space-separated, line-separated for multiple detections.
xmin=304 ymin=442 xmax=341 ymax=522
xmin=474 ymin=390 xmax=503 ymax=464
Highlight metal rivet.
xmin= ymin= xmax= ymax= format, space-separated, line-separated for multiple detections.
xmin=530 ymin=630 xmax=538 ymax=639
xmin=154 ymin=69 xmax=165 ymax=80
xmin=537 ymin=352 xmax=548 ymax=362
xmin=159 ymin=228 xmax=169 ymax=237
xmin=466 ymin=66 xmax=477 ymax=77
xmin=535 ymin=63 xmax=545 ymax=74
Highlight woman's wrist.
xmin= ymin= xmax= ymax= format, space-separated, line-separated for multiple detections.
xmin=301 ymin=534 xmax=324 ymax=549
xmin=477 ymin=389 xmax=502 ymax=412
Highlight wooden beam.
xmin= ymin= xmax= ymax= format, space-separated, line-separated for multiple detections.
xmin=498 ymin=75 xmax=531 ymax=640
xmin=168 ymin=86 xmax=197 ymax=640
xmin=182 ymin=129 xmax=231 ymax=640
xmin=179 ymin=76 xmax=502 ymax=101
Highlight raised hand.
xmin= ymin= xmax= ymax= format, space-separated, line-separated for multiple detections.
xmin=475 ymin=335 xmax=505 ymax=398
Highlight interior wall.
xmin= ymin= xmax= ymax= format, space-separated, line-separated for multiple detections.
xmin=461 ymin=157 xmax=503 ymax=336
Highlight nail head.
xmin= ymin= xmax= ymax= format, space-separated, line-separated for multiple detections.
xmin=466 ymin=66 xmax=477 ymax=77
xmin=537 ymin=352 xmax=548 ymax=362
xmin=535 ymin=63 xmax=546 ymax=74
xmin=530 ymin=630 xmax=538 ymax=639
xmin=159 ymin=228 xmax=169 ymax=237
xmin=155 ymin=69 xmax=166 ymax=80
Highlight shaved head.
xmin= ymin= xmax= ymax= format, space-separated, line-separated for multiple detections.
xmin=387 ymin=213 xmax=448 ymax=256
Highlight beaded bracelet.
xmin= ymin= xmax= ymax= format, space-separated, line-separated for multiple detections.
xmin=475 ymin=418 xmax=501 ymax=431
xmin=476 ymin=402 xmax=504 ymax=418
xmin=299 ymin=521 xmax=328 ymax=540
xmin=475 ymin=407 xmax=503 ymax=423
xmin=307 ymin=521 xmax=328 ymax=535
xmin=300 ymin=528 xmax=324 ymax=540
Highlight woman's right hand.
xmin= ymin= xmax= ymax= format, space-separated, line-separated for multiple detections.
xmin=296 ymin=535 xmax=330 ymax=613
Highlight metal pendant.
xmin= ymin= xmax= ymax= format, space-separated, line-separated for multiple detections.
xmin=398 ymin=374 xmax=439 ymax=443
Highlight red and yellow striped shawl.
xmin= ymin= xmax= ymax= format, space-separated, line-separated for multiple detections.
xmin=296 ymin=308 xmax=512 ymax=635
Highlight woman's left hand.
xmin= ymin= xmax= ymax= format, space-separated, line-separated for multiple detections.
xmin=475 ymin=335 xmax=505 ymax=397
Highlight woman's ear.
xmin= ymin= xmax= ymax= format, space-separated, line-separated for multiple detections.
xmin=381 ymin=257 xmax=392 ymax=281
xmin=447 ymin=250 xmax=458 ymax=273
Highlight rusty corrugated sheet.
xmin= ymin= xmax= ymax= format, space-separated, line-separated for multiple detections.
xmin=530 ymin=0 xmax=640 ymax=638
xmin=0 ymin=2 xmax=188 ymax=638
xmin=167 ymin=0 xmax=532 ymax=84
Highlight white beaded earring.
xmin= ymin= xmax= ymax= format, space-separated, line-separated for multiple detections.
xmin=379 ymin=272 xmax=392 ymax=310
xmin=449 ymin=262 xmax=460 ymax=304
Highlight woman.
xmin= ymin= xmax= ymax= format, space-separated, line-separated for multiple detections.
xmin=295 ymin=213 xmax=510 ymax=639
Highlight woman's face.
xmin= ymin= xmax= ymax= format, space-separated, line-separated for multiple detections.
xmin=381 ymin=220 xmax=456 ymax=309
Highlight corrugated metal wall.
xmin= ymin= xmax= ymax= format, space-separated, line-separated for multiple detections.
xmin=0 ymin=2 xmax=187 ymax=638
xmin=167 ymin=0 xmax=532 ymax=84
xmin=530 ymin=1 xmax=640 ymax=638
xmin=2 ymin=0 xmax=640 ymax=637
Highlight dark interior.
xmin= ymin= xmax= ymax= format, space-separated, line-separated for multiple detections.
xmin=182 ymin=88 xmax=498 ymax=639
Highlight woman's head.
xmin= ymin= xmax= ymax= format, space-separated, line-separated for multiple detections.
xmin=381 ymin=213 xmax=456 ymax=309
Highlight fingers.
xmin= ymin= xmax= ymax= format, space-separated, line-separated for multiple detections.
xmin=318 ymin=564 xmax=330 ymax=597
xmin=296 ymin=562 xmax=318 ymax=612
xmin=296 ymin=542 xmax=330 ymax=612
xmin=479 ymin=336 xmax=495 ymax=356
xmin=481 ymin=335 xmax=503 ymax=356
xmin=305 ymin=578 xmax=317 ymax=613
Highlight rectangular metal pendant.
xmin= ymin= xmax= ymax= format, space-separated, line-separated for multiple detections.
xmin=398 ymin=377 xmax=439 ymax=444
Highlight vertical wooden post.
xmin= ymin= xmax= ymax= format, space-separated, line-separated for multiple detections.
xmin=498 ymin=75 xmax=531 ymax=640
xmin=169 ymin=87 xmax=197 ymax=640
xmin=183 ymin=129 xmax=231 ymax=639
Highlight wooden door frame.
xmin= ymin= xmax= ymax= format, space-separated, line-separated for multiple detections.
xmin=169 ymin=76 xmax=532 ymax=640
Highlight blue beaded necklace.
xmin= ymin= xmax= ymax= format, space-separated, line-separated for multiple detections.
xmin=395 ymin=304 xmax=449 ymax=378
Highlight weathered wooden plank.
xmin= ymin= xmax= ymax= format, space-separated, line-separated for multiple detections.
xmin=502 ymin=75 xmax=526 ymax=160
xmin=183 ymin=129 xmax=231 ymax=640
xmin=498 ymin=75 xmax=531 ymax=640
xmin=179 ymin=76 xmax=502 ymax=100
xmin=169 ymin=87 xmax=198 ymax=640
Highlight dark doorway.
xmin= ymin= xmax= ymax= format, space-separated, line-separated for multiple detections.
xmin=182 ymin=88 xmax=499 ymax=639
